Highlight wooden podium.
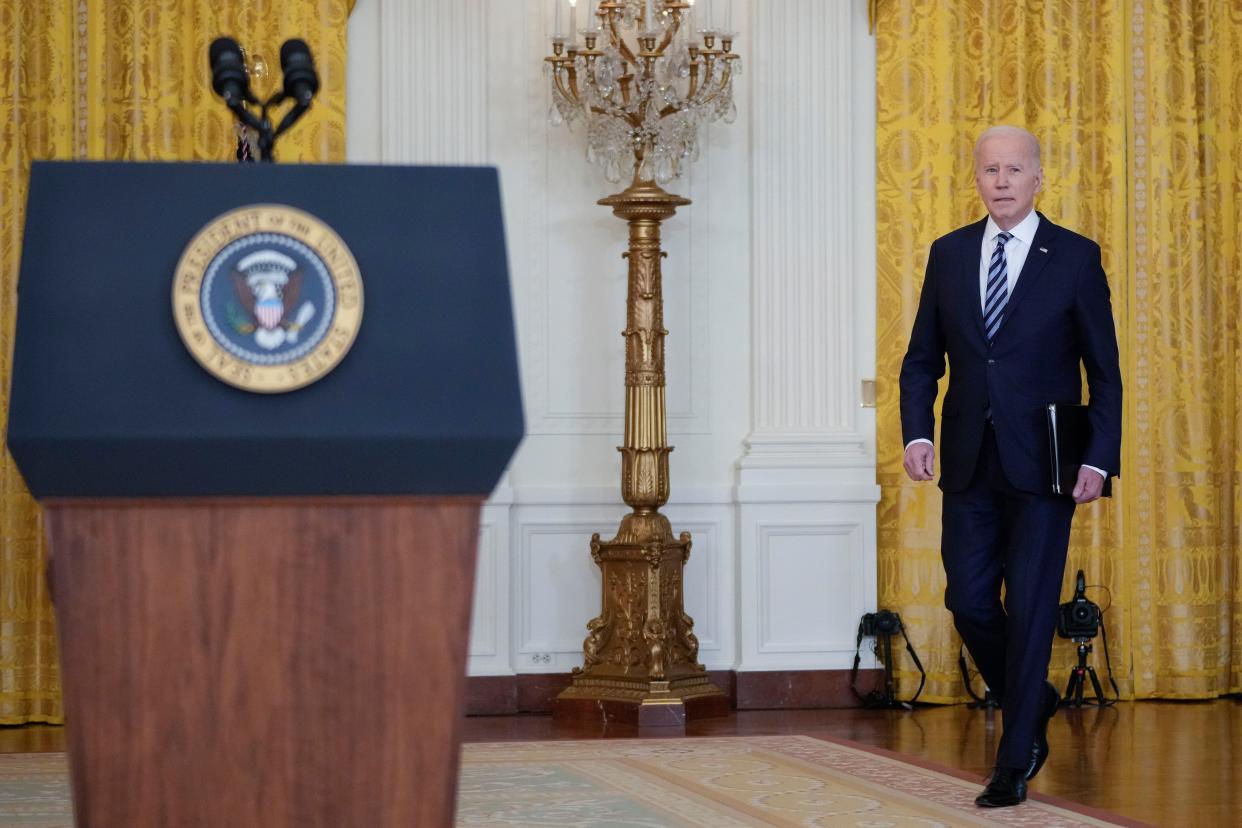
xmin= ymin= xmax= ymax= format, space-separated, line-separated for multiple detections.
xmin=8 ymin=162 xmax=524 ymax=827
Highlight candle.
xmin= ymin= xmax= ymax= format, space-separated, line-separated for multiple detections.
xmin=569 ymin=0 xmax=577 ymax=40
xmin=703 ymin=0 xmax=713 ymax=30
xmin=555 ymin=0 xmax=562 ymax=33
xmin=645 ymin=0 xmax=655 ymax=30
xmin=726 ymin=0 xmax=732 ymax=31
xmin=587 ymin=0 xmax=595 ymax=29
xmin=686 ymin=0 xmax=695 ymax=34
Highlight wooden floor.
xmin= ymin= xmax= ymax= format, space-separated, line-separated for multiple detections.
xmin=3 ymin=700 xmax=1238 ymax=826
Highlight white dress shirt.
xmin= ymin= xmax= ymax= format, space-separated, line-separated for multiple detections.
xmin=907 ymin=210 xmax=1106 ymax=483
xmin=979 ymin=210 xmax=1039 ymax=312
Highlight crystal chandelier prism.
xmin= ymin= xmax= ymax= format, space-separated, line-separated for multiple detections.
xmin=546 ymin=0 xmax=741 ymax=185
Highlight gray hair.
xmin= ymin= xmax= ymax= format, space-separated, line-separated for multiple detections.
xmin=974 ymin=126 xmax=1041 ymax=165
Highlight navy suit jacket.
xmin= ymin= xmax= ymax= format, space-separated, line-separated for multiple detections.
xmin=899 ymin=213 xmax=1123 ymax=494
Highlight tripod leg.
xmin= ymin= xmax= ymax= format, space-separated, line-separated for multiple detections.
xmin=1086 ymin=666 xmax=1107 ymax=705
xmin=1074 ymin=669 xmax=1086 ymax=706
xmin=882 ymin=634 xmax=896 ymax=702
xmin=1064 ymin=671 xmax=1079 ymax=707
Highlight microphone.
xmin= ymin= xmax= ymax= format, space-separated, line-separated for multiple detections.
xmin=279 ymin=39 xmax=319 ymax=106
xmin=208 ymin=37 xmax=255 ymax=106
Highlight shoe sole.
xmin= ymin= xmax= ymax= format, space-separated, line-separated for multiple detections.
xmin=976 ymin=794 xmax=1027 ymax=808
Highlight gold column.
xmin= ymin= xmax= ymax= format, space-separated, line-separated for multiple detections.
xmin=546 ymin=0 xmax=737 ymax=726
xmin=554 ymin=180 xmax=726 ymax=726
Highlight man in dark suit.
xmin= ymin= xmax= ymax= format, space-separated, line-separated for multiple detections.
xmin=899 ymin=125 xmax=1122 ymax=808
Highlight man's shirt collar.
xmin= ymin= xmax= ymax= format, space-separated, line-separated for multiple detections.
xmin=984 ymin=209 xmax=1039 ymax=246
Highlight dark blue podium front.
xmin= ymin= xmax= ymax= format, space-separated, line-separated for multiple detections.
xmin=8 ymin=160 xmax=523 ymax=497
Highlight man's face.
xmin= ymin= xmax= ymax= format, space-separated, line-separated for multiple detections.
xmin=974 ymin=134 xmax=1042 ymax=230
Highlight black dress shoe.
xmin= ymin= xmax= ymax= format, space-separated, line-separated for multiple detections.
xmin=1027 ymin=680 xmax=1060 ymax=780
xmin=975 ymin=767 xmax=1028 ymax=807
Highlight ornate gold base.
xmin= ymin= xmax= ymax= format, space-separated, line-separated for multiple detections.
xmin=553 ymin=695 xmax=730 ymax=728
xmin=557 ymin=670 xmax=723 ymax=705
xmin=554 ymin=674 xmax=729 ymax=728
xmin=553 ymin=512 xmax=726 ymax=727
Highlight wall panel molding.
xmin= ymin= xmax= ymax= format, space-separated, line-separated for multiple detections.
xmin=756 ymin=522 xmax=863 ymax=654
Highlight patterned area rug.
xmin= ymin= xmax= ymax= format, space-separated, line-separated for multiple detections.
xmin=457 ymin=736 xmax=1139 ymax=827
xmin=0 ymin=754 xmax=70 ymax=828
xmin=0 ymin=736 xmax=1139 ymax=827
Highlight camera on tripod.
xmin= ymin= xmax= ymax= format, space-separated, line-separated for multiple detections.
xmin=850 ymin=609 xmax=925 ymax=709
xmin=1057 ymin=570 xmax=1102 ymax=640
xmin=860 ymin=609 xmax=903 ymax=637
xmin=1056 ymin=569 xmax=1119 ymax=706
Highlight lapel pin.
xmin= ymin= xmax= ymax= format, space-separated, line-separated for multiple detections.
xmin=1039 ymin=247 xmax=1048 ymax=253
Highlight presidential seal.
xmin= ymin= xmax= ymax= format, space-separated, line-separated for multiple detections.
xmin=173 ymin=205 xmax=363 ymax=393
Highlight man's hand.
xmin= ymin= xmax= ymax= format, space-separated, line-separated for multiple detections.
xmin=904 ymin=443 xmax=936 ymax=482
xmin=1072 ymin=467 xmax=1105 ymax=503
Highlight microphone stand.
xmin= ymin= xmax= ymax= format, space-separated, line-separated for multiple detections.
xmin=255 ymin=105 xmax=275 ymax=163
xmin=243 ymin=92 xmax=310 ymax=163
xmin=222 ymin=86 xmax=310 ymax=163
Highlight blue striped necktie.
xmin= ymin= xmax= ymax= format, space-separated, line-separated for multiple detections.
xmin=984 ymin=231 xmax=1012 ymax=343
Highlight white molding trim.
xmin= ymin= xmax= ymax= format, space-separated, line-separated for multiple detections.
xmin=736 ymin=484 xmax=882 ymax=504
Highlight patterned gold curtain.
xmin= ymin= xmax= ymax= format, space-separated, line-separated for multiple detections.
xmin=1125 ymin=1 xmax=1241 ymax=697
xmin=0 ymin=1 xmax=353 ymax=724
xmin=877 ymin=0 xmax=1241 ymax=701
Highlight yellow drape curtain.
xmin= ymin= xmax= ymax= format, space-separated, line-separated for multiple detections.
xmin=0 ymin=1 xmax=353 ymax=724
xmin=1126 ymin=0 xmax=1241 ymax=697
xmin=877 ymin=0 xmax=1241 ymax=701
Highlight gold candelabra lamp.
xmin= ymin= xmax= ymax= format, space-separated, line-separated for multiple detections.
xmin=545 ymin=0 xmax=740 ymax=726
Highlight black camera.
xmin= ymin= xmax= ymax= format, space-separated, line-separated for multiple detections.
xmin=1057 ymin=570 xmax=1102 ymax=639
xmin=860 ymin=609 xmax=903 ymax=637
xmin=851 ymin=607 xmax=925 ymax=709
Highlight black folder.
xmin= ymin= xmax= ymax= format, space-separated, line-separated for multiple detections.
xmin=1046 ymin=403 xmax=1112 ymax=497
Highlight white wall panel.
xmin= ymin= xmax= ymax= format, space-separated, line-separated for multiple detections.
xmin=469 ymin=521 xmax=499 ymax=658
xmin=757 ymin=523 xmax=860 ymax=652
xmin=467 ymin=495 xmax=514 ymax=676
xmin=739 ymin=506 xmax=877 ymax=671
xmin=515 ymin=518 xmax=608 ymax=665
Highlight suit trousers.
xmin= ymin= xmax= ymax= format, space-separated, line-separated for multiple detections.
xmin=941 ymin=421 xmax=1076 ymax=771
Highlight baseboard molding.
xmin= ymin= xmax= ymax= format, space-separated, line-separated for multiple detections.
xmin=465 ymin=669 xmax=882 ymax=715
xmin=734 ymin=669 xmax=881 ymax=710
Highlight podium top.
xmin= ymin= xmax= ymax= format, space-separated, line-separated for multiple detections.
xmin=7 ymin=161 xmax=524 ymax=498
